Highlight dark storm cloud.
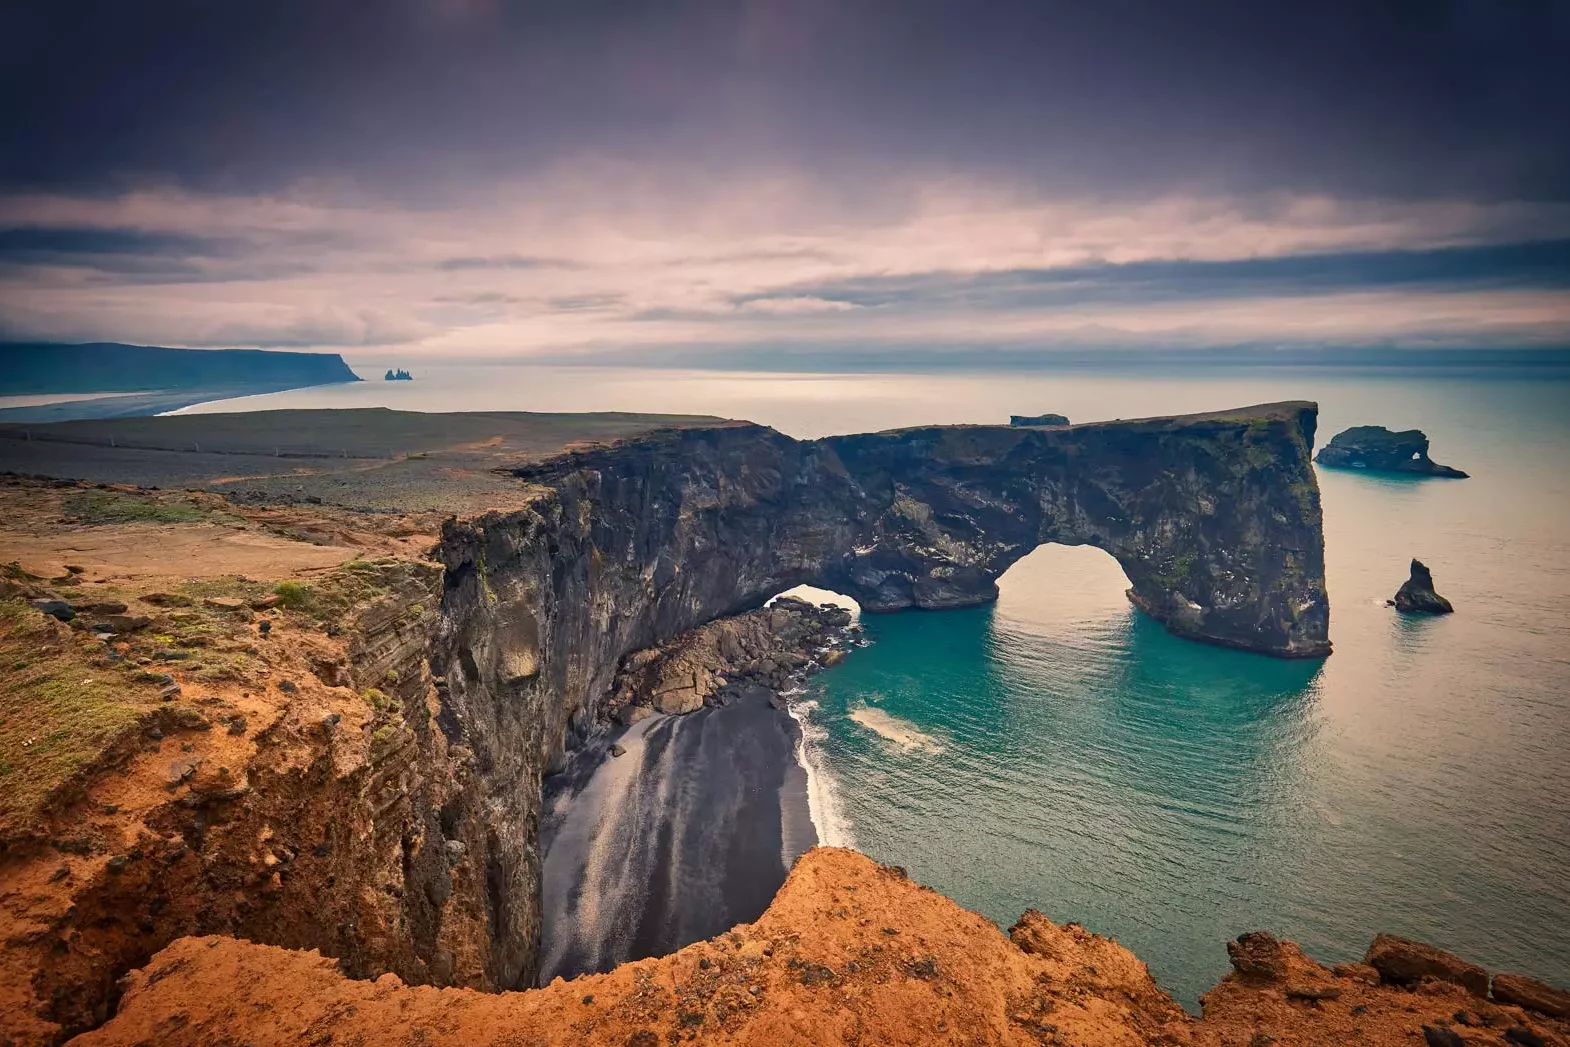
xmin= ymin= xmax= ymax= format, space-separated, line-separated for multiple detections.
xmin=739 ymin=239 xmax=1570 ymax=313
xmin=3 ymin=0 xmax=1567 ymax=200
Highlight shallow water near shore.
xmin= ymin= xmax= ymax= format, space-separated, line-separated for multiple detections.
xmin=185 ymin=363 xmax=1570 ymax=1007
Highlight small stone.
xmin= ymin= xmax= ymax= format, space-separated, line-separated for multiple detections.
xmin=444 ymin=839 xmax=467 ymax=861
xmin=258 ymin=620 xmax=271 ymax=636
xmin=582 ymin=994 xmax=595 ymax=1005
xmin=1504 ymin=1027 xmax=1547 ymax=1047
xmin=145 ymin=726 xmax=164 ymax=741
xmin=1285 ymin=984 xmax=1342 ymax=1001
xmin=226 ymin=716 xmax=248 ymax=736
xmin=321 ymin=712 xmax=341 ymax=730
xmin=1422 ymin=1028 xmax=1464 ymax=1047
xmin=159 ymin=684 xmax=182 ymax=701
xmin=106 ymin=855 xmax=131 ymax=874
xmin=610 ymin=743 xmax=627 ymax=758
xmin=277 ymin=679 xmax=297 ymax=694
xmin=49 ymin=865 xmax=70 ymax=883
xmin=29 ymin=599 xmax=75 ymax=622
xmin=699 ymin=958 xmax=711 ymax=970
xmin=249 ymin=594 xmax=282 ymax=610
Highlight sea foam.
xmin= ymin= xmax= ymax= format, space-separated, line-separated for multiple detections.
xmin=786 ymin=698 xmax=856 ymax=849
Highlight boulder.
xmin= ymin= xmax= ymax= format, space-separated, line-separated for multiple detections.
xmin=1391 ymin=560 xmax=1454 ymax=614
xmin=1315 ymin=425 xmax=1468 ymax=477
xmin=1227 ymin=931 xmax=1288 ymax=981
xmin=1492 ymin=973 xmax=1570 ymax=1018
xmin=1364 ymin=933 xmax=1488 ymax=997
xmin=1009 ymin=413 xmax=1071 ymax=427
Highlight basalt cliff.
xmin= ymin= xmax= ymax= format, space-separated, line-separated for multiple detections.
xmin=0 ymin=402 xmax=1337 ymax=1044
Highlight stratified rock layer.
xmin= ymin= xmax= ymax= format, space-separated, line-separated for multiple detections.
xmin=1316 ymin=425 xmax=1469 ymax=477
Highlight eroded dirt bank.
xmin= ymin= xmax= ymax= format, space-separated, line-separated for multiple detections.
xmin=70 ymin=848 xmax=1570 ymax=1047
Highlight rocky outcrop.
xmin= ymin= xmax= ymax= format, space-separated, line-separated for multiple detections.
xmin=1316 ymin=425 xmax=1468 ymax=477
xmin=1009 ymin=412 xmax=1070 ymax=426
xmin=1391 ymin=559 xmax=1455 ymax=614
xmin=1494 ymin=974 xmax=1570 ymax=1018
xmin=66 ymin=849 xmax=1570 ymax=1047
xmin=427 ymin=402 xmax=1330 ymax=988
xmin=1364 ymin=932 xmax=1489 ymax=996
xmin=606 ymin=597 xmax=854 ymax=716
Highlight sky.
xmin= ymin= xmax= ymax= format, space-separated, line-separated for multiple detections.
xmin=2 ymin=0 xmax=1568 ymax=366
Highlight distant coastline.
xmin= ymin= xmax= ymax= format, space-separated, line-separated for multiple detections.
xmin=0 ymin=342 xmax=361 ymax=422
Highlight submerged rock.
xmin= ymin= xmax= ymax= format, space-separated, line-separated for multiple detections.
xmin=1009 ymin=412 xmax=1070 ymax=427
xmin=1390 ymin=559 xmax=1454 ymax=614
xmin=1316 ymin=425 xmax=1468 ymax=477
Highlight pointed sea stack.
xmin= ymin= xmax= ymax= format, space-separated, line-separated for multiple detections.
xmin=1391 ymin=559 xmax=1454 ymax=614
xmin=1316 ymin=425 xmax=1467 ymax=477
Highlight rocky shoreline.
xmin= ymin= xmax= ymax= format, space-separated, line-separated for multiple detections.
xmin=604 ymin=595 xmax=858 ymax=720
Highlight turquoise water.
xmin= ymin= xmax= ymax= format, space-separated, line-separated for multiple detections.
xmin=183 ymin=364 xmax=1570 ymax=1007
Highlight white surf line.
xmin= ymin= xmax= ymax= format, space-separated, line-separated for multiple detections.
xmin=787 ymin=696 xmax=856 ymax=849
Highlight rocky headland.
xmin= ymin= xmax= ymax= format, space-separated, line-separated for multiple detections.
xmin=1316 ymin=424 xmax=1469 ymax=477
xmin=0 ymin=402 xmax=1345 ymax=1044
xmin=1392 ymin=558 xmax=1456 ymax=614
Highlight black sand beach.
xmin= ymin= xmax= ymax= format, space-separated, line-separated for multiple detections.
xmin=536 ymin=685 xmax=816 ymax=984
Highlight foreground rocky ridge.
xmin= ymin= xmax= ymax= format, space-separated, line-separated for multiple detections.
xmin=71 ymin=849 xmax=1570 ymax=1047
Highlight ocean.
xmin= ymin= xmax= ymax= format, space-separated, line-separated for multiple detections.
xmin=178 ymin=361 xmax=1570 ymax=1007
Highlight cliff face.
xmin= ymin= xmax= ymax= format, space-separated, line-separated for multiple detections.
xmin=427 ymin=402 xmax=1329 ymax=987
xmin=0 ymin=402 xmax=1332 ymax=1041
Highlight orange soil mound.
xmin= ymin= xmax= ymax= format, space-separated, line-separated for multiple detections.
xmin=67 ymin=848 xmax=1570 ymax=1047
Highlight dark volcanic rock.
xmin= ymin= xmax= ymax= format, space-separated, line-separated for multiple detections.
xmin=1315 ymin=425 xmax=1468 ymax=477
xmin=1009 ymin=412 xmax=1070 ymax=427
xmin=1391 ymin=559 xmax=1454 ymax=614
xmin=426 ymin=400 xmax=1330 ymax=988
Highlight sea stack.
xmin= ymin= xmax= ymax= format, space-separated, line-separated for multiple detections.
xmin=1316 ymin=425 xmax=1468 ymax=477
xmin=1391 ymin=559 xmax=1454 ymax=614
xmin=1010 ymin=412 xmax=1070 ymax=427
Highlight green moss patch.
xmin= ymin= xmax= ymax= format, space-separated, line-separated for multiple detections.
xmin=61 ymin=489 xmax=212 ymax=525
xmin=0 ymin=600 xmax=157 ymax=842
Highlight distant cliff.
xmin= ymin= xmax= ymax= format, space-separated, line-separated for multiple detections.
xmin=0 ymin=342 xmax=361 ymax=395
